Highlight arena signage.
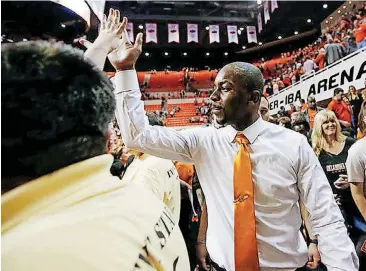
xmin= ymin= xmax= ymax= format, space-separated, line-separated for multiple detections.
xmin=268 ymin=48 xmax=366 ymax=115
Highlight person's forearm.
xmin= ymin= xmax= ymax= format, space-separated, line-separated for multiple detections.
xmin=197 ymin=201 xmax=208 ymax=244
xmin=113 ymin=70 xmax=197 ymax=163
xmin=352 ymin=192 xmax=366 ymax=221
xmin=300 ymin=202 xmax=314 ymax=239
xmin=84 ymin=47 xmax=108 ymax=71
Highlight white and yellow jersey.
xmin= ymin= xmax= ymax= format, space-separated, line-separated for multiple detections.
xmin=2 ymin=155 xmax=189 ymax=271
xmin=123 ymin=153 xmax=181 ymax=223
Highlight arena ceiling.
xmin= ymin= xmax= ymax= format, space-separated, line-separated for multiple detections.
xmin=1 ymin=1 xmax=346 ymax=71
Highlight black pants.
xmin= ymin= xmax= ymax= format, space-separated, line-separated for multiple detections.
xmin=207 ymin=260 xmax=327 ymax=271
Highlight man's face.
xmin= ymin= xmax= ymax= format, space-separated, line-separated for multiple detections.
xmin=291 ymin=112 xmax=300 ymax=124
xmin=293 ymin=123 xmax=308 ymax=137
xmin=307 ymin=99 xmax=316 ymax=109
xmin=335 ymin=91 xmax=343 ymax=101
xmin=259 ymin=97 xmax=269 ymax=121
xmin=210 ymin=67 xmax=251 ymax=125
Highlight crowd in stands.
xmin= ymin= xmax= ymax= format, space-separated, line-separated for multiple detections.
xmin=262 ymin=6 xmax=366 ymax=97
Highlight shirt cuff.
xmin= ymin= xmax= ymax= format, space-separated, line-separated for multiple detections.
xmin=114 ymin=70 xmax=139 ymax=94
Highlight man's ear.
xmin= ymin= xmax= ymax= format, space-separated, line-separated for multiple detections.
xmin=248 ymin=91 xmax=261 ymax=104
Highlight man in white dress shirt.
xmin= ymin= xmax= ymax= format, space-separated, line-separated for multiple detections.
xmin=83 ymin=11 xmax=359 ymax=271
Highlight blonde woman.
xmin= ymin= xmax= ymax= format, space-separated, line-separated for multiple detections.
xmin=312 ymin=110 xmax=362 ymax=241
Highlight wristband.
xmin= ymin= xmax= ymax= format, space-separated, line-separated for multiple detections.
xmin=309 ymin=239 xmax=318 ymax=245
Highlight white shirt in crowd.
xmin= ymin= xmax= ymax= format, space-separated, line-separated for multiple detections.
xmin=346 ymin=137 xmax=366 ymax=196
xmin=122 ymin=153 xmax=181 ymax=222
xmin=114 ymin=70 xmax=358 ymax=271
xmin=303 ymin=59 xmax=317 ymax=74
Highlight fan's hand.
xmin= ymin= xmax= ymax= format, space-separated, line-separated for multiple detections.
xmin=108 ymin=17 xmax=143 ymax=71
xmin=82 ymin=8 xmax=126 ymax=53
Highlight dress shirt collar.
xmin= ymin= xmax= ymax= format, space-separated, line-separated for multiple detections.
xmin=226 ymin=116 xmax=265 ymax=144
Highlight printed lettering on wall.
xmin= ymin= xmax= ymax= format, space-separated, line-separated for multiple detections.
xmin=268 ymin=49 xmax=366 ymax=115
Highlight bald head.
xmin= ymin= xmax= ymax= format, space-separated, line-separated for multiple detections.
xmin=211 ymin=62 xmax=264 ymax=129
xmin=222 ymin=62 xmax=264 ymax=94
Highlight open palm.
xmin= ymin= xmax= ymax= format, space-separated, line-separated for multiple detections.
xmin=108 ymin=17 xmax=143 ymax=71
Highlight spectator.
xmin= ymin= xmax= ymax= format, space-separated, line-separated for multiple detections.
xmin=288 ymin=103 xmax=297 ymax=117
xmin=314 ymin=48 xmax=326 ymax=70
xmin=345 ymin=35 xmax=358 ymax=54
xmin=325 ymin=38 xmax=346 ymax=65
xmin=278 ymin=105 xmax=288 ymax=117
xmin=304 ymin=96 xmax=323 ymax=130
xmin=348 ymin=85 xmax=363 ymax=135
xmin=300 ymin=99 xmax=307 ymax=111
xmin=291 ymin=113 xmax=311 ymax=140
xmin=272 ymin=79 xmax=279 ymax=94
xmin=346 ymin=101 xmax=366 ymax=225
xmin=259 ymin=96 xmax=270 ymax=121
xmin=353 ymin=19 xmax=366 ymax=49
xmin=278 ymin=116 xmax=292 ymax=129
xmin=312 ymin=110 xmax=361 ymax=241
xmin=303 ymin=56 xmax=317 ymax=74
xmin=328 ymin=88 xmax=352 ymax=129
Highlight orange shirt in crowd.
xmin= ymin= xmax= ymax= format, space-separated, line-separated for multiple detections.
xmin=175 ymin=162 xmax=194 ymax=187
xmin=327 ymin=100 xmax=351 ymax=123
xmin=300 ymin=104 xmax=307 ymax=111
xmin=314 ymin=53 xmax=325 ymax=70
xmin=306 ymin=108 xmax=317 ymax=129
xmin=354 ymin=23 xmax=366 ymax=43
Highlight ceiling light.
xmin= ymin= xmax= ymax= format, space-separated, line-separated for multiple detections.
xmin=323 ymin=3 xmax=328 ymax=9
xmin=337 ymin=10 xmax=341 ymax=13
xmin=307 ymin=19 xmax=312 ymax=23
xmin=330 ymin=16 xmax=333 ymax=20
xmin=145 ymin=52 xmax=150 ymax=56
xmin=343 ymin=5 xmax=347 ymax=9
xmin=22 ymin=38 xmax=27 ymax=41
xmin=240 ymin=27 xmax=244 ymax=31
xmin=164 ymin=52 xmax=169 ymax=56
xmin=205 ymin=26 xmax=209 ymax=30
xmin=278 ymin=36 xmax=282 ymax=39
xmin=206 ymin=52 xmax=210 ymax=56
xmin=326 ymin=20 xmax=329 ymax=24
xmin=259 ymin=42 xmax=263 ymax=45
xmin=61 ymin=23 xmax=66 ymax=28
xmin=242 ymin=46 xmax=246 ymax=49
xmin=138 ymin=25 xmax=143 ymax=29
xmin=294 ymin=31 xmax=299 ymax=35
xmin=224 ymin=52 xmax=228 ymax=56
xmin=183 ymin=52 xmax=187 ymax=56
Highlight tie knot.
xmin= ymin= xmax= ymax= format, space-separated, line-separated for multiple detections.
xmin=235 ymin=133 xmax=249 ymax=145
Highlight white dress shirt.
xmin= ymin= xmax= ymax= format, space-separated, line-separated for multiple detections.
xmin=122 ymin=153 xmax=181 ymax=222
xmin=114 ymin=70 xmax=359 ymax=271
